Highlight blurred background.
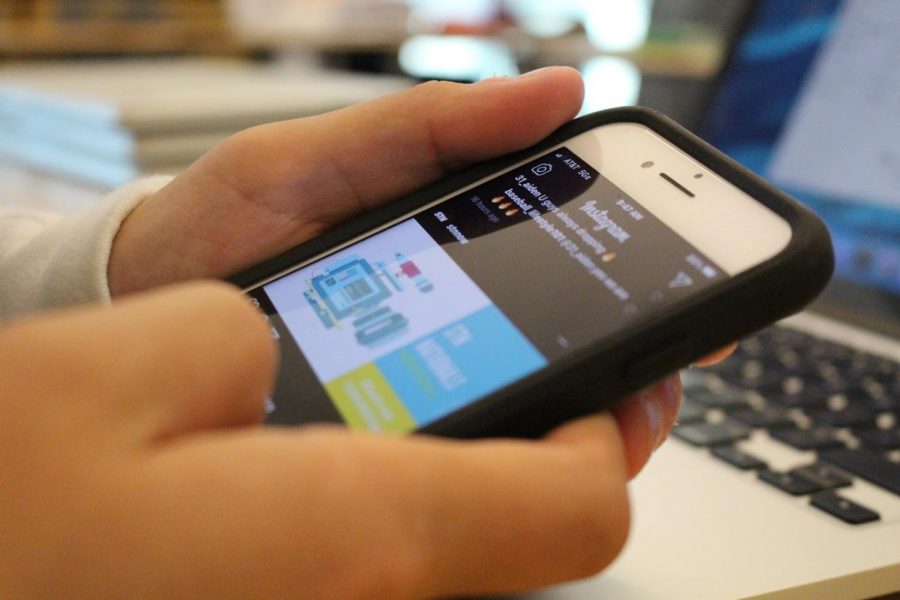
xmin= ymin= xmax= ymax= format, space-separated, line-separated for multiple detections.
xmin=0 ymin=0 xmax=748 ymax=212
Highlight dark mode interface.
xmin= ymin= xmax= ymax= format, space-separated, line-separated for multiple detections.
xmin=250 ymin=147 xmax=724 ymax=433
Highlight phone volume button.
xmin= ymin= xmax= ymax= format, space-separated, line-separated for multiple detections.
xmin=624 ymin=338 xmax=694 ymax=386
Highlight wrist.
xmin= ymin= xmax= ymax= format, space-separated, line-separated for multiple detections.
xmin=106 ymin=176 xmax=178 ymax=297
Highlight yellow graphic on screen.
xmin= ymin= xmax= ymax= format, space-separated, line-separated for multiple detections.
xmin=325 ymin=363 xmax=416 ymax=434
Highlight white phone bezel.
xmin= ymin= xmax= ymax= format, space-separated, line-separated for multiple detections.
xmin=570 ymin=122 xmax=792 ymax=275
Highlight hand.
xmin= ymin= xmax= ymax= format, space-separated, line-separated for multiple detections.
xmin=73 ymin=67 xmax=728 ymax=596
xmin=108 ymin=67 xmax=586 ymax=296
xmin=0 ymin=282 xmax=683 ymax=598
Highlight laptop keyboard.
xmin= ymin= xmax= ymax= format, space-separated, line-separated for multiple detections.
xmin=674 ymin=325 xmax=900 ymax=525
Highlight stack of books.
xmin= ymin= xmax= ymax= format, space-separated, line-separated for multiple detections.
xmin=0 ymin=58 xmax=411 ymax=200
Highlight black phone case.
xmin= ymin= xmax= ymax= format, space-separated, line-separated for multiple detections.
xmin=230 ymin=107 xmax=834 ymax=439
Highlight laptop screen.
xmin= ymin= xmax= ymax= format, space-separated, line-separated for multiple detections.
xmin=701 ymin=0 xmax=900 ymax=327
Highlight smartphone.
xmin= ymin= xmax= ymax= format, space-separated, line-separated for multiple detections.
xmin=233 ymin=108 xmax=833 ymax=438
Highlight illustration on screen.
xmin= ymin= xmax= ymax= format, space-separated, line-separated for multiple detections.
xmin=302 ymin=252 xmax=434 ymax=347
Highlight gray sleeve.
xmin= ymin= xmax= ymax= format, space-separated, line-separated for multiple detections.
xmin=0 ymin=175 xmax=175 ymax=321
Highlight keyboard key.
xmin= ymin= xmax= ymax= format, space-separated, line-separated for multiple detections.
xmin=863 ymin=356 xmax=899 ymax=380
xmin=734 ymin=369 xmax=790 ymax=393
xmin=673 ymin=421 xmax=750 ymax=447
xmin=680 ymin=369 xmax=720 ymax=393
xmin=771 ymin=347 xmax=802 ymax=370
xmin=711 ymin=446 xmax=767 ymax=470
xmin=758 ymin=469 xmax=823 ymax=496
xmin=734 ymin=335 xmax=766 ymax=358
xmin=868 ymin=394 xmax=900 ymax=412
xmin=820 ymin=449 xmax=900 ymax=495
xmin=677 ymin=398 xmax=707 ymax=424
xmin=791 ymin=463 xmax=852 ymax=490
xmin=855 ymin=428 xmax=900 ymax=450
xmin=729 ymin=405 xmax=795 ymax=429
xmin=762 ymin=380 xmax=831 ymax=410
xmin=686 ymin=387 xmax=750 ymax=410
xmin=830 ymin=352 xmax=894 ymax=379
xmin=709 ymin=360 xmax=759 ymax=386
xmin=811 ymin=405 xmax=877 ymax=428
xmin=770 ymin=427 xmax=846 ymax=451
xmin=835 ymin=380 xmax=899 ymax=414
xmin=810 ymin=491 xmax=880 ymax=525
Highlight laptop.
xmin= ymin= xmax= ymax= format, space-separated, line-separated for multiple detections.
xmin=524 ymin=1 xmax=900 ymax=597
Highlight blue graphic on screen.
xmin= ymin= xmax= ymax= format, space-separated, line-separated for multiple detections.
xmin=376 ymin=306 xmax=546 ymax=426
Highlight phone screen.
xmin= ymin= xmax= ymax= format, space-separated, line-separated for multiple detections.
xmin=249 ymin=146 xmax=726 ymax=433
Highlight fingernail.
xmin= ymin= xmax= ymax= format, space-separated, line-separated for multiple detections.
xmin=656 ymin=376 xmax=682 ymax=442
xmin=639 ymin=389 xmax=664 ymax=452
xmin=661 ymin=376 xmax=682 ymax=423
xmin=516 ymin=66 xmax=555 ymax=80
